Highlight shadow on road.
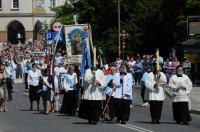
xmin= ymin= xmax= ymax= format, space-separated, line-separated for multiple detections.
xmin=135 ymin=121 xmax=176 ymax=124
xmin=72 ymin=122 xmax=90 ymax=125
xmin=19 ymin=109 xmax=38 ymax=112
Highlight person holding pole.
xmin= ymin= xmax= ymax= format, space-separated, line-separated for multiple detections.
xmin=103 ymin=66 xmax=115 ymax=122
xmin=78 ymin=46 xmax=106 ymax=124
xmin=78 ymin=67 xmax=106 ymax=124
xmin=144 ymin=49 xmax=167 ymax=124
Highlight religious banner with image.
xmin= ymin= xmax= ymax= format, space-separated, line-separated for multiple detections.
xmin=64 ymin=24 xmax=92 ymax=73
xmin=65 ymin=24 xmax=90 ymax=55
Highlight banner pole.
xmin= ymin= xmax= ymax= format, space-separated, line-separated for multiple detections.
xmin=156 ymin=49 xmax=160 ymax=71
xmin=51 ymin=25 xmax=63 ymax=75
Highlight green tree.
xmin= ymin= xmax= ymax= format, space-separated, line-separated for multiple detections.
xmin=52 ymin=0 xmax=200 ymax=61
xmin=39 ymin=20 xmax=49 ymax=35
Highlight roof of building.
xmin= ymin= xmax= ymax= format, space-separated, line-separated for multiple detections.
xmin=181 ymin=39 xmax=200 ymax=46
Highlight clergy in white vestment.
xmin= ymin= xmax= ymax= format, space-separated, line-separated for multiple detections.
xmin=113 ymin=65 xmax=133 ymax=124
xmin=169 ymin=65 xmax=192 ymax=125
xmin=78 ymin=68 xmax=106 ymax=124
xmin=145 ymin=65 xmax=167 ymax=124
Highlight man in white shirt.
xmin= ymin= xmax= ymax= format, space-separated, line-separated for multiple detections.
xmin=54 ymin=63 xmax=66 ymax=76
xmin=55 ymin=53 xmax=63 ymax=66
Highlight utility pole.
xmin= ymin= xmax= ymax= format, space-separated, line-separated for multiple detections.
xmin=118 ymin=0 xmax=121 ymax=58
xmin=32 ymin=0 xmax=35 ymax=41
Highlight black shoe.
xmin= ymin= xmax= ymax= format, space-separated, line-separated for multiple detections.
xmin=30 ymin=107 xmax=33 ymax=111
xmin=92 ymin=121 xmax=98 ymax=125
xmin=151 ymin=120 xmax=156 ymax=124
xmin=156 ymin=120 xmax=161 ymax=124
xmin=111 ymin=119 xmax=115 ymax=124
xmin=68 ymin=113 xmax=76 ymax=116
xmin=88 ymin=120 xmax=92 ymax=124
xmin=176 ymin=121 xmax=181 ymax=124
xmin=116 ymin=120 xmax=121 ymax=124
xmin=121 ymin=121 xmax=126 ymax=124
xmin=183 ymin=122 xmax=189 ymax=125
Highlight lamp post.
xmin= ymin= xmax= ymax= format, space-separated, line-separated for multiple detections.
xmin=32 ymin=0 xmax=35 ymax=41
xmin=118 ymin=0 xmax=121 ymax=58
xmin=121 ymin=30 xmax=128 ymax=61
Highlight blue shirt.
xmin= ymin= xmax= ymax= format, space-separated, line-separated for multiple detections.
xmin=104 ymin=74 xmax=114 ymax=95
xmin=63 ymin=73 xmax=77 ymax=90
xmin=140 ymin=72 xmax=148 ymax=88
xmin=141 ymin=72 xmax=148 ymax=82
xmin=5 ymin=66 xmax=13 ymax=76
xmin=134 ymin=61 xmax=143 ymax=72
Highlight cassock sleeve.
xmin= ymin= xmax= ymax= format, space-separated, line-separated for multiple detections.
xmin=169 ymin=76 xmax=179 ymax=95
xmin=145 ymin=73 xmax=155 ymax=91
xmin=124 ymin=74 xmax=133 ymax=97
xmin=84 ymin=69 xmax=93 ymax=83
xmin=160 ymin=72 xmax=167 ymax=84
xmin=185 ymin=75 xmax=192 ymax=94
xmin=169 ymin=76 xmax=177 ymax=89
xmin=113 ymin=74 xmax=121 ymax=88
xmin=96 ymin=70 xmax=106 ymax=89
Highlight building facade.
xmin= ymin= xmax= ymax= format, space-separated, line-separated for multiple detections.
xmin=0 ymin=0 xmax=66 ymax=44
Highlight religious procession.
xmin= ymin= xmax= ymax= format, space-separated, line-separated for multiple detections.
xmin=0 ymin=35 xmax=193 ymax=126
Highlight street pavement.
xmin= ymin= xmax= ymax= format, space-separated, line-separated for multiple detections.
xmin=0 ymin=84 xmax=200 ymax=132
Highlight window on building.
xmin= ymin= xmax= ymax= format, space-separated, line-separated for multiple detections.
xmin=50 ymin=0 xmax=56 ymax=8
xmin=0 ymin=0 xmax=2 ymax=9
xmin=35 ymin=0 xmax=45 ymax=9
xmin=12 ymin=0 xmax=19 ymax=9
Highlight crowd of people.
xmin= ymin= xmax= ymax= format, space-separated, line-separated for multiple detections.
xmin=0 ymin=43 xmax=193 ymax=126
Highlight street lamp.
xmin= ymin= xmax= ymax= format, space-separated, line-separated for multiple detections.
xmin=118 ymin=0 xmax=121 ymax=58
xmin=121 ymin=30 xmax=128 ymax=61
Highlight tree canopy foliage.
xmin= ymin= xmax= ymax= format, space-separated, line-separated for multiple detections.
xmin=52 ymin=0 xmax=200 ymax=61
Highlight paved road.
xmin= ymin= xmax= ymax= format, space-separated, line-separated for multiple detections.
xmin=0 ymin=84 xmax=200 ymax=132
